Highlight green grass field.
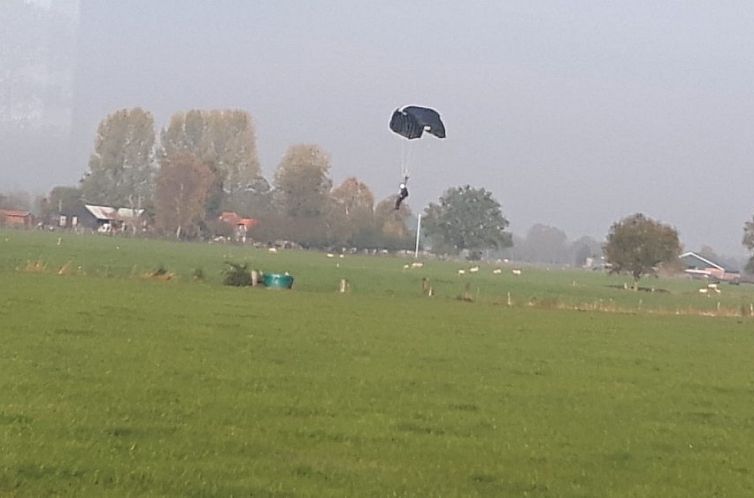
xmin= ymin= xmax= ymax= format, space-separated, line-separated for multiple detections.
xmin=2 ymin=230 xmax=754 ymax=496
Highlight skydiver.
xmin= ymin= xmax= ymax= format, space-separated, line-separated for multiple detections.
xmin=395 ymin=176 xmax=409 ymax=210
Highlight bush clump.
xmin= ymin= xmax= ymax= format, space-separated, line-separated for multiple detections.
xmin=223 ymin=262 xmax=252 ymax=287
xmin=145 ymin=264 xmax=175 ymax=281
xmin=150 ymin=264 xmax=168 ymax=277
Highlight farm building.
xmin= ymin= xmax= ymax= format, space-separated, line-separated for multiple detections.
xmin=0 ymin=209 xmax=33 ymax=228
xmin=82 ymin=204 xmax=146 ymax=233
xmin=219 ymin=211 xmax=259 ymax=242
xmin=680 ymin=251 xmax=740 ymax=284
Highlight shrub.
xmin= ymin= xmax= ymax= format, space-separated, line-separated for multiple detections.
xmin=223 ymin=262 xmax=252 ymax=287
xmin=150 ymin=264 xmax=168 ymax=277
xmin=144 ymin=264 xmax=175 ymax=281
xmin=192 ymin=267 xmax=205 ymax=281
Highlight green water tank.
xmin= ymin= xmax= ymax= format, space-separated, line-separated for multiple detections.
xmin=262 ymin=273 xmax=294 ymax=289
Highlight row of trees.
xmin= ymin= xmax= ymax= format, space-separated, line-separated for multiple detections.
xmin=16 ymin=105 xmax=754 ymax=275
xmin=502 ymin=225 xmax=602 ymax=267
xmin=39 ymin=107 xmax=512 ymax=252
xmin=78 ymin=108 xmax=264 ymax=239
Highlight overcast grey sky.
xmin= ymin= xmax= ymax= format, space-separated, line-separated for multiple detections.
xmin=8 ymin=1 xmax=754 ymax=255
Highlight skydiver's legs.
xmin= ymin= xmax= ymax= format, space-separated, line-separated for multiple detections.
xmin=395 ymin=176 xmax=409 ymax=210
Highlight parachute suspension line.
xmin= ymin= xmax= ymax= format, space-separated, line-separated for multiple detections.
xmin=400 ymin=140 xmax=411 ymax=178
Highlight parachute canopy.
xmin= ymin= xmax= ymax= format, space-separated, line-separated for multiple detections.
xmin=390 ymin=106 xmax=446 ymax=140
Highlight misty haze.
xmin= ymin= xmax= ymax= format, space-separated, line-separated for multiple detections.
xmin=3 ymin=1 xmax=754 ymax=260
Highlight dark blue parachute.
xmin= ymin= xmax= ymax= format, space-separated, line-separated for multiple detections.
xmin=389 ymin=106 xmax=446 ymax=140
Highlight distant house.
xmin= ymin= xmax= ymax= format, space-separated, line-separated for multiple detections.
xmin=219 ymin=211 xmax=259 ymax=242
xmin=679 ymin=251 xmax=740 ymax=284
xmin=83 ymin=204 xmax=145 ymax=233
xmin=0 ymin=209 xmax=33 ymax=228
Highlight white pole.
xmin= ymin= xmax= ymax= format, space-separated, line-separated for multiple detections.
xmin=414 ymin=214 xmax=422 ymax=259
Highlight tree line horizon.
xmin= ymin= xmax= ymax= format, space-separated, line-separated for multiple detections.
xmin=2 ymin=106 xmax=754 ymax=275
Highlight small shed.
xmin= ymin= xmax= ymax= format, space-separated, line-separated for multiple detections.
xmin=0 ymin=209 xmax=33 ymax=228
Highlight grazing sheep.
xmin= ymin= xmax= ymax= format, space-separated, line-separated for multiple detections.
xmin=458 ymin=269 xmax=466 ymax=275
xmin=492 ymin=268 xmax=502 ymax=274
xmin=411 ymin=262 xmax=424 ymax=268
xmin=327 ymin=253 xmax=335 ymax=258
xmin=512 ymin=269 xmax=522 ymax=275
xmin=469 ymin=266 xmax=479 ymax=273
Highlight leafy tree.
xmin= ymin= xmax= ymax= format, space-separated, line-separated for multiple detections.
xmin=49 ymin=186 xmax=83 ymax=213
xmin=274 ymin=144 xmax=332 ymax=218
xmin=374 ymin=195 xmax=413 ymax=250
xmin=268 ymin=144 xmax=332 ymax=247
xmin=160 ymin=110 xmax=206 ymax=156
xmin=604 ymin=213 xmax=681 ymax=288
xmin=744 ymin=217 xmax=754 ymax=250
xmin=81 ymin=108 xmax=156 ymax=209
xmin=520 ymin=224 xmax=569 ymax=264
xmin=571 ymin=235 xmax=602 ymax=267
xmin=331 ymin=177 xmax=374 ymax=220
xmin=328 ymin=177 xmax=375 ymax=247
xmin=743 ymin=216 xmax=754 ymax=273
xmin=154 ymin=152 xmax=215 ymax=239
xmin=422 ymin=185 xmax=512 ymax=258
xmin=222 ymin=176 xmax=273 ymax=218
xmin=160 ymin=109 xmax=261 ymax=215
xmin=36 ymin=186 xmax=84 ymax=223
xmin=204 ymin=110 xmax=261 ymax=195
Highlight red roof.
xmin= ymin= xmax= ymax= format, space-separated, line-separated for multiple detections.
xmin=219 ymin=211 xmax=241 ymax=224
xmin=0 ymin=209 xmax=31 ymax=218
xmin=239 ymin=218 xmax=258 ymax=230
xmin=219 ymin=212 xmax=258 ymax=229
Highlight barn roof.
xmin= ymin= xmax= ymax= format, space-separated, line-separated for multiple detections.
xmin=84 ymin=204 xmax=117 ymax=221
xmin=679 ymin=251 xmax=725 ymax=271
xmin=84 ymin=205 xmax=144 ymax=221
xmin=116 ymin=208 xmax=144 ymax=220
xmin=0 ymin=209 xmax=31 ymax=217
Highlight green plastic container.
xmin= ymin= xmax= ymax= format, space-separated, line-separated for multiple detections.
xmin=262 ymin=273 xmax=294 ymax=289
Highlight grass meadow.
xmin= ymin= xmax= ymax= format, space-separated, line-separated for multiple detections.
xmin=1 ymin=230 xmax=754 ymax=496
